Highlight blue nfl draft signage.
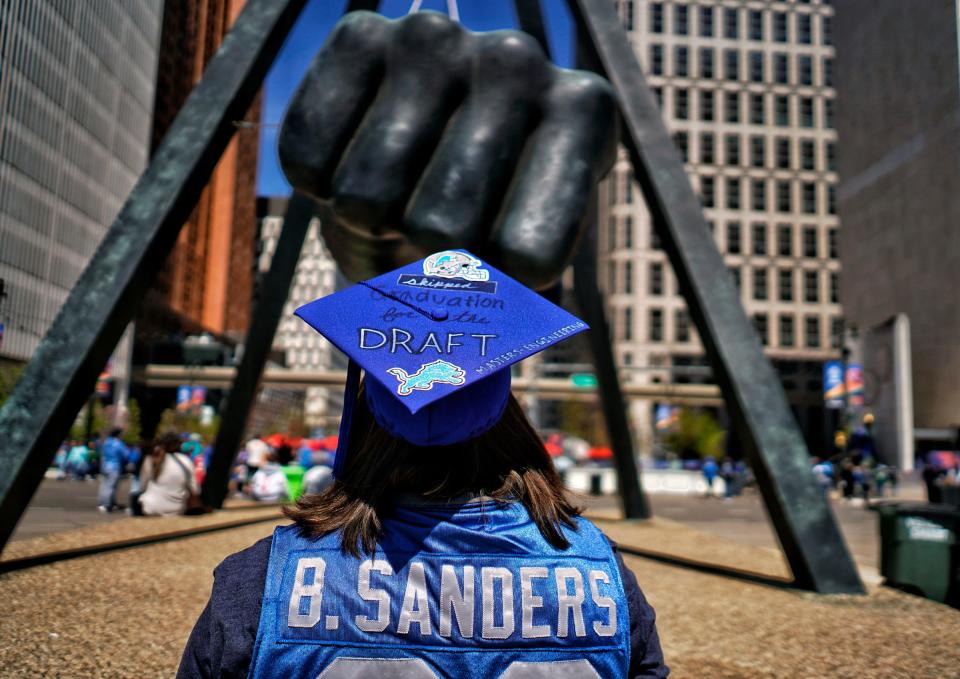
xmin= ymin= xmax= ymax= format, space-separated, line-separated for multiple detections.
xmin=823 ymin=361 xmax=844 ymax=409
xmin=0 ymin=322 xmax=4 ymax=349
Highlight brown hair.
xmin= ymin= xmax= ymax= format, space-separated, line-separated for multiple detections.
xmin=284 ymin=387 xmax=582 ymax=556
xmin=152 ymin=432 xmax=182 ymax=481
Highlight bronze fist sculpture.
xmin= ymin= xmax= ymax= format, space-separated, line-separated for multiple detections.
xmin=279 ymin=10 xmax=617 ymax=290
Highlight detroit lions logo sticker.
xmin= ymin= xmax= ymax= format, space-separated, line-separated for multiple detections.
xmin=397 ymin=251 xmax=499 ymax=294
xmin=387 ymin=360 xmax=466 ymax=396
xmin=423 ymin=251 xmax=489 ymax=281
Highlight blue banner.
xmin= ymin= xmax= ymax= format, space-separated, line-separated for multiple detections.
xmin=823 ymin=361 xmax=844 ymax=409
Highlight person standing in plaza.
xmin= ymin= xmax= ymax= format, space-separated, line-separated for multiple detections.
xmin=179 ymin=253 xmax=667 ymax=678
xmin=97 ymin=428 xmax=129 ymax=512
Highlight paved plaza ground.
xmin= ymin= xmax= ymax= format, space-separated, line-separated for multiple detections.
xmin=2 ymin=477 xmax=954 ymax=678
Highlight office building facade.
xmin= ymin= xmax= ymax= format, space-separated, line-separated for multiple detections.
xmin=602 ymin=0 xmax=841 ymax=451
xmin=833 ymin=0 xmax=960 ymax=453
xmin=0 ymin=1 xmax=162 ymax=363
xmin=257 ymin=198 xmax=342 ymax=430
xmin=137 ymin=0 xmax=260 ymax=349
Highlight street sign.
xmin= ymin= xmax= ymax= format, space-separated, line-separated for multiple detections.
xmin=570 ymin=373 xmax=597 ymax=388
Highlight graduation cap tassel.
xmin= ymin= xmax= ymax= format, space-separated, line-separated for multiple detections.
xmin=332 ymin=359 xmax=362 ymax=479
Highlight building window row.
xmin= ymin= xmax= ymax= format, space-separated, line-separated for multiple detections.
xmin=697 ymin=176 xmax=836 ymax=215
xmin=659 ymin=87 xmax=835 ymax=130
xmin=724 ymin=222 xmax=839 ymax=260
xmin=681 ymin=131 xmax=836 ymax=172
xmin=647 ymin=3 xmax=833 ymax=46
xmin=751 ymin=312 xmax=836 ymax=349
xmin=651 ymin=44 xmax=833 ymax=89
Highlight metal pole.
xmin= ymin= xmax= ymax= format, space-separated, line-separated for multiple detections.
xmin=0 ymin=0 xmax=311 ymax=554
xmin=565 ymin=0 xmax=863 ymax=593
xmin=203 ymin=194 xmax=319 ymax=508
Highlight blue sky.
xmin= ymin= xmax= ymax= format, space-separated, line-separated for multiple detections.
xmin=256 ymin=0 xmax=576 ymax=196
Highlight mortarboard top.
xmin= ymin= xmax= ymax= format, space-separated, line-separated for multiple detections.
xmin=294 ymin=250 xmax=588 ymax=474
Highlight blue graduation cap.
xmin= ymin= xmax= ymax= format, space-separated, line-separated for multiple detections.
xmin=295 ymin=250 xmax=588 ymax=477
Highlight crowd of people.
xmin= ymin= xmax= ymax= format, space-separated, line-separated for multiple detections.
xmin=53 ymin=429 xmax=339 ymax=516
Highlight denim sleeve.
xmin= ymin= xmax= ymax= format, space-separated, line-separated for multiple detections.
xmin=613 ymin=546 xmax=670 ymax=678
xmin=177 ymin=536 xmax=273 ymax=679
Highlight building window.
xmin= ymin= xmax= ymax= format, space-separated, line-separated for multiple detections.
xmin=608 ymin=262 xmax=617 ymax=293
xmin=773 ymin=11 xmax=788 ymax=42
xmin=828 ymin=185 xmax=836 ymax=214
xmin=753 ymin=313 xmax=768 ymax=345
xmin=726 ymin=177 xmax=741 ymax=210
xmin=724 ymin=49 xmax=740 ymax=80
xmin=653 ymin=86 xmax=663 ymax=108
xmin=778 ymin=268 xmax=794 ymax=301
xmin=625 ymin=215 xmax=634 ymax=248
xmin=826 ymin=141 xmax=837 ymax=172
xmin=623 ymin=307 xmax=633 ymax=341
xmin=748 ymin=9 xmax=764 ymax=41
xmin=675 ymin=309 xmax=690 ymax=342
xmin=700 ymin=176 xmax=715 ymax=208
xmin=776 ymin=180 xmax=792 ymax=212
xmin=800 ymin=97 xmax=815 ymax=127
xmin=700 ymin=89 xmax=715 ymax=121
xmin=623 ymin=0 xmax=635 ymax=30
xmin=650 ymin=3 xmax=663 ymax=33
xmin=753 ymin=267 xmax=768 ymax=300
xmin=829 ymin=271 xmax=839 ymax=303
xmin=649 ymin=262 xmax=664 ymax=295
xmin=752 ymin=222 xmax=767 ymax=255
xmin=774 ymin=53 xmax=789 ymax=84
xmin=724 ymin=7 xmax=739 ymax=39
xmin=651 ymin=224 xmax=662 ymax=249
xmin=625 ymin=172 xmax=634 ymax=204
xmin=802 ymin=226 xmax=818 ymax=257
xmin=777 ymin=223 xmax=792 ymax=256
xmin=797 ymin=14 xmax=812 ymax=44
xmin=831 ymin=317 xmax=844 ymax=349
xmin=779 ymin=314 xmax=795 ymax=347
xmin=726 ymin=221 xmax=742 ymax=254
xmin=699 ymin=47 xmax=714 ymax=78
xmin=800 ymin=139 xmax=815 ymax=170
xmin=674 ymin=4 xmax=689 ymax=35
xmin=725 ymin=134 xmax=740 ymax=165
xmin=623 ymin=351 xmax=633 ymax=366
xmin=674 ymin=131 xmax=689 ymax=162
xmin=700 ymin=6 xmax=714 ymax=37
xmin=730 ymin=266 xmax=742 ymax=290
xmin=828 ymin=229 xmax=838 ymax=259
xmin=649 ymin=308 xmax=664 ymax=342
xmin=825 ymin=99 xmax=835 ymax=128
xmin=700 ymin=132 xmax=715 ymax=164
xmin=798 ymin=55 xmax=813 ymax=86
xmin=650 ymin=44 xmax=664 ymax=75
xmin=675 ymin=88 xmax=689 ymax=119
xmin=805 ymin=315 xmax=821 ymax=348
xmin=775 ymin=95 xmax=790 ymax=126
xmin=750 ymin=93 xmax=765 ymax=124
xmin=624 ymin=260 xmax=633 ymax=294
xmin=776 ymin=137 xmax=791 ymax=169
xmin=749 ymin=51 xmax=764 ymax=82
xmin=802 ymin=182 xmax=817 ymax=214
xmin=750 ymin=135 xmax=766 ymax=167
xmin=804 ymin=270 xmax=819 ymax=302
xmin=822 ymin=15 xmax=833 ymax=46
xmin=608 ymin=216 xmax=617 ymax=250
xmin=823 ymin=57 xmax=834 ymax=87
xmin=725 ymin=91 xmax=740 ymax=123
xmin=675 ymin=46 xmax=689 ymax=76
xmin=751 ymin=179 xmax=766 ymax=211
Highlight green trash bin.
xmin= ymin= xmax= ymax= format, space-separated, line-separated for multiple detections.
xmin=874 ymin=502 xmax=960 ymax=606
xmin=283 ymin=465 xmax=306 ymax=502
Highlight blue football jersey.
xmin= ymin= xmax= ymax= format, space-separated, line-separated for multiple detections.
xmin=248 ymin=501 xmax=629 ymax=679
